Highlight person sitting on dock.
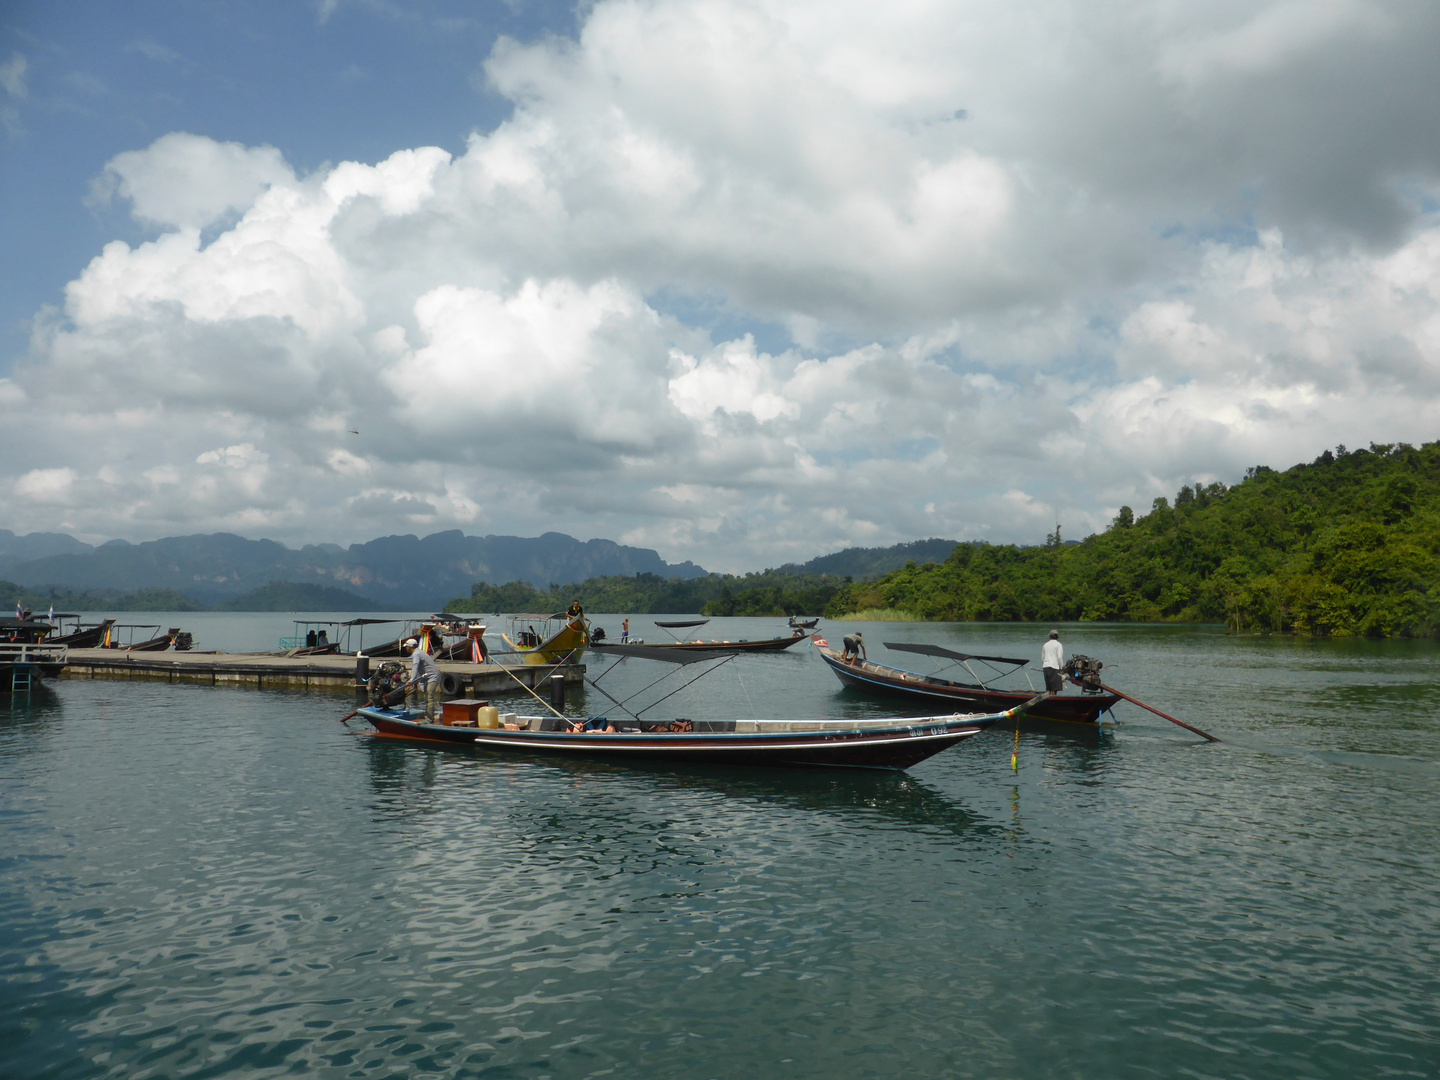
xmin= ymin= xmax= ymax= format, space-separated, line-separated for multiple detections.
xmin=402 ymin=637 xmax=442 ymax=722
xmin=842 ymin=632 xmax=866 ymax=663
xmin=1042 ymin=630 xmax=1064 ymax=694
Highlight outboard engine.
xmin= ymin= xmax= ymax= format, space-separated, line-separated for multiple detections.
xmin=367 ymin=661 xmax=407 ymax=708
xmin=1064 ymin=655 xmax=1106 ymax=694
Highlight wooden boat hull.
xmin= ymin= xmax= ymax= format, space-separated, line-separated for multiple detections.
xmin=126 ymin=631 xmax=179 ymax=652
xmin=289 ymin=642 xmax=341 ymax=657
xmin=816 ymin=645 xmax=1119 ymax=724
xmin=44 ymin=620 xmax=115 ymax=649
xmin=355 ymin=706 xmax=1012 ymax=771
xmin=647 ymin=633 xmax=811 ymax=653
xmin=503 ymin=619 xmax=587 ymax=665
xmin=0 ymin=635 xmax=66 ymax=693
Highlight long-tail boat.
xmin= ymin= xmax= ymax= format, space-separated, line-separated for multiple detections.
xmin=813 ymin=638 xmax=1120 ymax=725
xmin=280 ymin=621 xmax=343 ymax=656
xmin=42 ymin=615 xmax=116 ymax=648
xmin=500 ymin=611 xmax=587 ymax=665
xmin=641 ymin=618 xmax=812 ymax=653
xmin=130 ymin=627 xmax=182 ymax=651
xmin=2 ymin=615 xmax=66 ymax=693
xmin=355 ymin=704 xmax=1020 ymax=770
xmin=101 ymin=624 xmax=180 ymax=651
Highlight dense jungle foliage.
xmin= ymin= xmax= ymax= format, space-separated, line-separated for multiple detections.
xmin=445 ymin=571 xmax=846 ymax=618
xmin=1 ymin=581 xmax=201 ymax=613
xmin=825 ymin=441 xmax=1440 ymax=638
xmin=214 ymin=581 xmax=381 ymax=611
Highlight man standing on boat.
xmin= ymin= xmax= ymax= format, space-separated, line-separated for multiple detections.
xmin=403 ymin=636 xmax=442 ymax=722
xmin=621 ymin=618 xmax=629 ymax=643
xmin=1042 ymin=630 xmax=1064 ymax=694
xmin=842 ymin=631 xmax=866 ymax=663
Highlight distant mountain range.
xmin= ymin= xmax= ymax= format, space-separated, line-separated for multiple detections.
xmin=0 ymin=529 xmax=962 ymax=611
xmin=0 ymin=529 xmax=707 ymax=610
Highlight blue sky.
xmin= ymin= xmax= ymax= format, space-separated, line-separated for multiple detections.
xmin=1 ymin=0 xmax=575 ymax=365
xmin=3 ymin=0 xmax=1439 ymax=571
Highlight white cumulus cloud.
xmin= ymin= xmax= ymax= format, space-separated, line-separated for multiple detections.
xmin=3 ymin=0 xmax=1440 ymax=570
xmin=90 ymin=132 xmax=295 ymax=230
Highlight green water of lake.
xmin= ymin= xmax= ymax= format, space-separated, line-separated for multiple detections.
xmin=2 ymin=618 xmax=1436 ymax=1078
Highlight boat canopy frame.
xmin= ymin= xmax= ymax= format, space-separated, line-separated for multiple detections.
xmin=583 ymin=643 xmax=739 ymax=721
xmin=882 ymin=641 xmax=1036 ymax=692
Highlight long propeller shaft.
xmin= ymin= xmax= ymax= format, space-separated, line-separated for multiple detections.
xmin=1098 ymin=682 xmax=1220 ymax=742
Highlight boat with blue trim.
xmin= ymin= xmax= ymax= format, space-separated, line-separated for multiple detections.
xmin=813 ymin=637 xmax=1120 ymax=724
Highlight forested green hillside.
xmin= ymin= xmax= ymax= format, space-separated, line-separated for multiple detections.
xmin=214 ymin=581 xmax=382 ymax=611
xmin=0 ymin=581 xmax=201 ymax=613
xmin=824 ymin=441 xmax=1440 ymax=638
xmin=445 ymin=571 xmax=844 ymax=618
xmin=440 ymin=536 xmax=970 ymax=618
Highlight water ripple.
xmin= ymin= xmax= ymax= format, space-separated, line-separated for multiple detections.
xmin=2 ymin=652 xmax=1438 ymax=1078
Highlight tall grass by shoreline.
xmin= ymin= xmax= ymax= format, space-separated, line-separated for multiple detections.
xmin=828 ymin=607 xmax=919 ymax=622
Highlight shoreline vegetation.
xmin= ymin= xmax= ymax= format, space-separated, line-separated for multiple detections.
xmin=445 ymin=440 xmax=1439 ymax=640
xmin=829 ymin=608 xmax=920 ymax=622
xmin=822 ymin=440 xmax=1438 ymax=640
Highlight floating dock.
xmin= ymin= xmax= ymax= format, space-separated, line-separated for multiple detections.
xmin=57 ymin=648 xmax=584 ymax=697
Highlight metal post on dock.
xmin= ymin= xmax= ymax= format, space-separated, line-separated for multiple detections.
xmin=549 ymin=671 xmax=565 ymax=712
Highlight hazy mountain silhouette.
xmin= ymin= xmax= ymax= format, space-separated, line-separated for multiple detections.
xmin=4 ymin=530 xmax=707 ymax=609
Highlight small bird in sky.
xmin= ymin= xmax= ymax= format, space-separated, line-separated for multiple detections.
xmin=348 ymin=429 xmax=359 ymax=434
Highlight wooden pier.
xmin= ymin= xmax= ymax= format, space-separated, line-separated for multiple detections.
xmin=57 ymin=648 xmax=584 ymax=698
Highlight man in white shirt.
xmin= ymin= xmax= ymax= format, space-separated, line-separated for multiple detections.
xmin=1041 ymin=630 xmax=1064 ymax=694
xmin=404 ymin=637 xmax=442 ymax=721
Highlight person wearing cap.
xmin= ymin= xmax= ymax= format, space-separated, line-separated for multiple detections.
xmin=403 ymin=636 xmax=442 ymax=721
xmin=1041 ymin=630 xmax=1064 ymax=694
xmin=842 ymin=631 xmax=866 ymax=663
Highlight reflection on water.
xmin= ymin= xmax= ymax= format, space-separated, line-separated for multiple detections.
xmin=364 ymin=739 xmax=1003 ymax=846
xmin=2 ymin=623 xmax=1438 ymax=1079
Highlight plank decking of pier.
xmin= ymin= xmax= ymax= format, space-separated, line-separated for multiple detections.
xmin=58 ymin=648 xmax=583 ymax=695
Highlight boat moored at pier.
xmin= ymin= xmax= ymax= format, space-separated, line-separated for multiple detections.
xmin=501 ymin=611 xmax=588 ymax=665
xmin=42 ymin=615 xmax=117 ymax=648
xmin=2 ymin=616 xmax=67 ymax=693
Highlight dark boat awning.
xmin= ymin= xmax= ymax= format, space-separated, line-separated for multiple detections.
xmin=589 ymin=643 xmax=731 ymax=665
xmin=654 ymin=619 xmax=710 ymax=629
xmin=883 ymin=642 xmax=1030 ymax=667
